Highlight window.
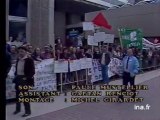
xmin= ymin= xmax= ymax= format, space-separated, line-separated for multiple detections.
xmin=9 ymin=21 xmax=26 ymax=43
xmin=9 ymin=0 xmax=28 ymax=17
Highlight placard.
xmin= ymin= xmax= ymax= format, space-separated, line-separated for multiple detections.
xmin=87 ymin=35 xmax=98 ymax=46
xmin=104 ymin=34 xmax=115 ymax=43
xmin=94 ymin=32 xmax=106 ymax=43
xmin=83 ymin=22 xmax=94 ymax=31
xmin=54 ymin=60 xmax=69 ymax=73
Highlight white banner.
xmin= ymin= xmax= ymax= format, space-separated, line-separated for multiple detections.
xmin=69 ymin=60 xmax=81 ymax=72
xmin=83 ymin=22 xmax=94 ymax=31
xmin=80 ymin=58 xmax=93 ymax=69
xmin=108 ymin=58 xmax=123 ymax=78
xmin=34 ymin=59 xmax=57 ymax=91
xmin=87 ymin=35 xmax=98 ymax=46
xmin=94 ymin=32 xmax=106 ymax=43
xmin=54 ymin=60 xmax=68 ymax=73
xmin=6 ymin=59 xmax=57 ymax=100
xmin=91 ymin=59 xmax=102 ymax=83
xmin=104 ymin=34 xmax=115 ymax=43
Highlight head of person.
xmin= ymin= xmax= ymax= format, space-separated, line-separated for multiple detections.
xmin=11 ymin=45 xmax=17 ymax=54
xmin=18 ymin=46 xmax=27 ymax=58
xmin=34 ymin=48 xmax=41 ymax=56
xmin=44 ymin=45 xmax=50 ymax=53
xmin=28 ymin=45 xmax=33 ymax=53
xmin=127 ymin=48 xmax=134 ymax=56
xmin=102 ymin=46 xmax=107 ymax=53
xmin=94 ymin=47 xmax=99 ymax=53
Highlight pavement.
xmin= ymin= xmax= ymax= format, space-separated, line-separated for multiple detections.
xmin=6 ymin=69 xmax=160 ymax=120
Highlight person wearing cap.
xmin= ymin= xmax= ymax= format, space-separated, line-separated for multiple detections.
xmin=13 ymin=46 xmax=35 ymax=117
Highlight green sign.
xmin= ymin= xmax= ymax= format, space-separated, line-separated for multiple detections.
xmin=119 ymin=28 xmax=143 ymax=49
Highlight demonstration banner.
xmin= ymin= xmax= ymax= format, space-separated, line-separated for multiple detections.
xmin=119 ymin=28 xmax=143 ymax=49
xmin=54 ymin=60 xmax=69 ymax=73
xmin=108 ymin=58 xmax=123 ymax=78
xmin=6 ymin=59 xmax=57 ymax=100
xmin=90 ymin=59 xmax=102 ymax=83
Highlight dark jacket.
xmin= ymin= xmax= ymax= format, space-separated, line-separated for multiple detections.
xmin=13 ymin=57 xmax=35 ymax=86
xmin=93 ymin=52 xmax=101 ymax=60
xmin=100 ymin=52 xmax=111 ymax=65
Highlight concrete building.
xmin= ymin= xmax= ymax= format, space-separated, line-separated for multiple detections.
xmin=6 ymin=0 xmax=160 ymax=47
xmin=6 ymin=0 xmax=104 ymax=48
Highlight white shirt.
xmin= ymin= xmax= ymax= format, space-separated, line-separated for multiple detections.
xmin=17 ymin=55 xmax=27 ymax=75
xmin=101 ymin=53 xmax=106 ymax=65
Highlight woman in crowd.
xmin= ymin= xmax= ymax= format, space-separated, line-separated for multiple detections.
xmin=32 ymin=48 xmax=43 ymax=61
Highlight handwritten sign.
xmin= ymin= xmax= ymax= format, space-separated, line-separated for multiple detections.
xmin=69 ymin=60 xmax=81 ymax=72
xmin=6 ymin=59 xmax=57 ymax=100
xmin=108 ymin=58 xmax=123 ymax=78
xmin=94 ymin=32 xmax=106 ymax=43
xmin=87 ymin=35 xmax=98 ymax=46
xmin=54 ymin=60 xmax=69 ymax=73
xmin=91 ymin=59 xmax=102 ymax=83
xmin=34 ymin=59 xmax=57 ymax=91
xmin=104 ymin=34 xmax=115 ymax=43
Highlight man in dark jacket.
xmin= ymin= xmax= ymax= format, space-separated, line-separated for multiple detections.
xmin=100 ymin=46 xmax=111 ymax=84
xmin=13 ymin=46 xmax=35 ymax=117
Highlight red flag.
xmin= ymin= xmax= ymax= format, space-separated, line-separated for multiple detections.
xmin=92 ymin=13 xmax=112 ymax=30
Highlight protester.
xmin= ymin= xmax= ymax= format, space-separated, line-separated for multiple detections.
xmin=100 ymin=46 xmax=111 ymax=84
xmin=85 ymin=48 xmax=92 ymax=58
xmin=32 ymin=48 xmax=43 ymax=61
xmin=13 ymin=46 xmax=35 ymax=117
xmin=41 ymin=45 xmax=53 ymax=59
xmin=93 ymin=47 xmax=101 ymax=60
xmin=119 ymin=48 xmax=139 ymax=101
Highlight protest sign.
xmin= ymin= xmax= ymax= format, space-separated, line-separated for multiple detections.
xmin=87 ymin=35 xmax=98 ymax=46
xmin=91 ymin=59 xmax=102 ymax=83
xmin=94 ymin=32 xmax=106 ymax=43
xmin=54 ymin=60 xmax=68 ymax=73
xmin=80 ymin=58 xmax=93 ymax=69
xmin=119 ymin=28 xmax=143 ymax=49
xmin=83 ymin=22 xmax=94 ymax=31
xmin=6 ymin=59 xmax=57 ymax=100
xmin=104 ymin=34 xmax=114 ymax=43
xmin=69 ymin=60 xmax=81 ymax=72
xmin=108 ymin=58 xmax=123 ymax=78
xmin=34 ymin=59 xmax=57 ymax=91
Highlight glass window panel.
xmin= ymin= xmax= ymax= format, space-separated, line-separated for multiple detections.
xmin=9 ymin=0 xmax=28 ymax=17
xmin=9 ymin=21 xmax=26 ymax=43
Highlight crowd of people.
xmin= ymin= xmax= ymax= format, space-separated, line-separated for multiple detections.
xmin=5 ymin=39 xmax=160 ymax=117
xmin=6 ymin=40 xmax=160 ymax=69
